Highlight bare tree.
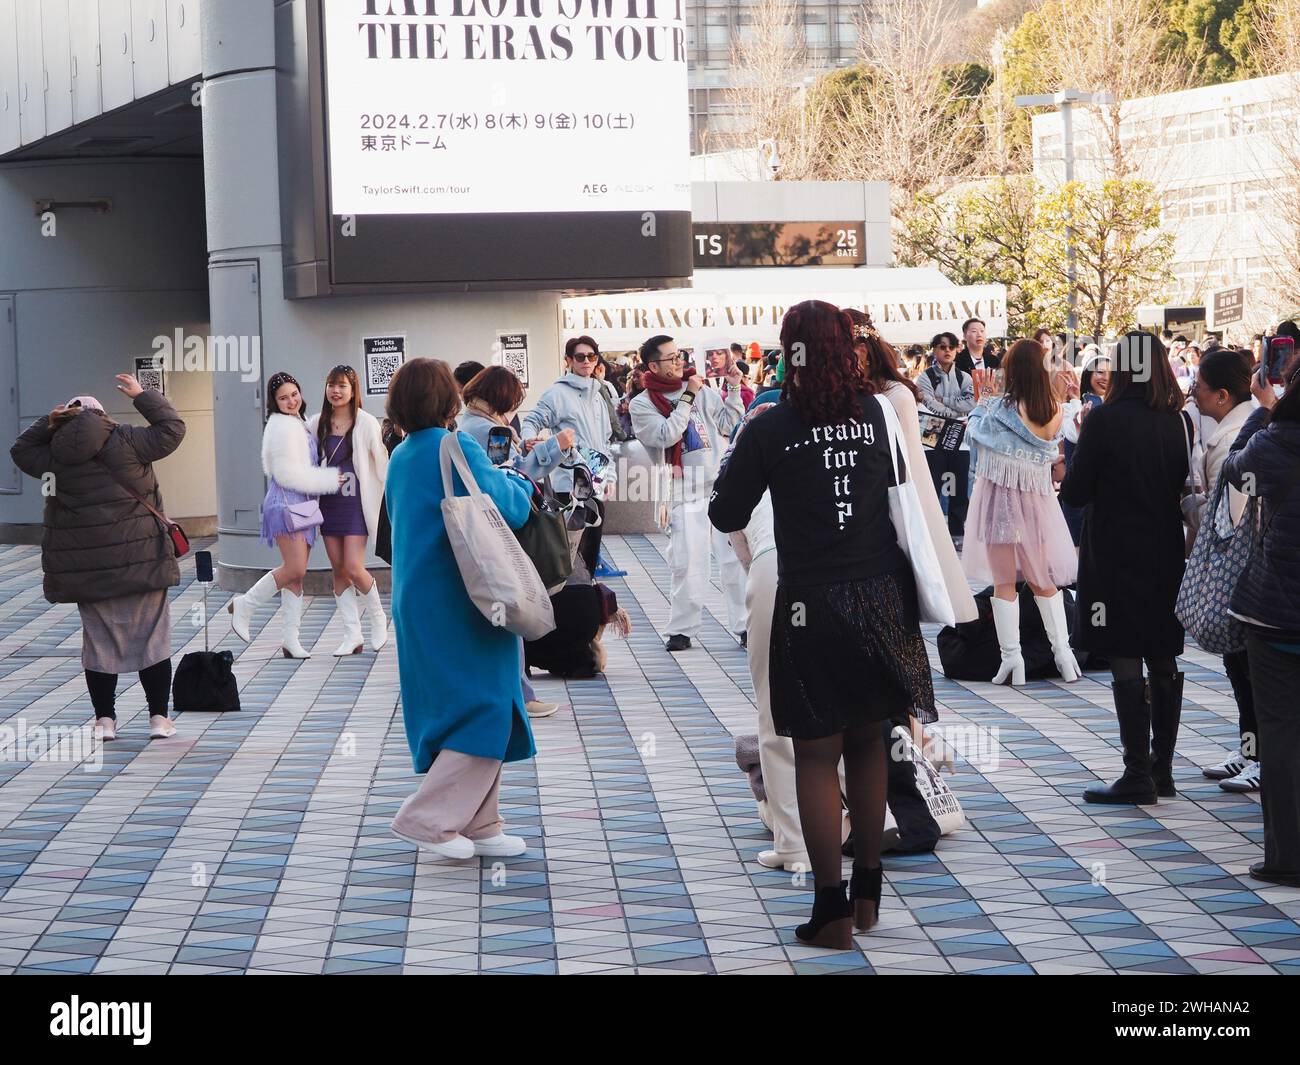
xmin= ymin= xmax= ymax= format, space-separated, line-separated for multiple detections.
xmin=1250 ymin=0 xmax=1300 ymax=314
xmin=958 ymin=0 xmax=1043 ymax=65
xmin=1005 ymin=0 xmax=1201 ymax=181
xmin=818 ymin=0 xmax=988 ymax=202
xmin=722 ymin=0 xmax=828 ymax=181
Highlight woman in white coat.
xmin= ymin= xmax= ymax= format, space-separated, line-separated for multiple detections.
xmin=229 ymin=372 xmax=342 ymax=657
xmin=307 ymin=365 xmax=390 ymax=655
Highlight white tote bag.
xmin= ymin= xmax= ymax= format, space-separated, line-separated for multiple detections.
xmin=439 ymin=432 xmax=556 ymax=641
xmin=874 ymin=394 xmax=957 ymax=627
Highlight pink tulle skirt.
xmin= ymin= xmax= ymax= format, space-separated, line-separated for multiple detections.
xmin=961 ymin=481 xmax=1078 ymax=589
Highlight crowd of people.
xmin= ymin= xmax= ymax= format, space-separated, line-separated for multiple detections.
xmin=10 ymin=301 xmax=1300 ymax=948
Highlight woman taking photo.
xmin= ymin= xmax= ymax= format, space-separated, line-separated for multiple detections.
xmin=307 ymin=365 xmax=390 ymax=656
xmin=710 ymin=300 xmax=936 ymax=949
xmin=11 ymin=376 xmax=185 ymax=740
xmin=385 ymin=358 xmax=537 ymax=860
xmin=1223 ymin=362 xmax=1300 ymax=885
xmin=1190 ymin=350 xmax=1259 ymax=791
xmin=1060 ymin=331 xmax=1190 ymax=805
xmin=228 ymin=372 xmax=343 ymax=657
xmin=962 ymin=339 xmax=1081 ymax=686
xmin=459 ymin=365 xmax=575 ymax=719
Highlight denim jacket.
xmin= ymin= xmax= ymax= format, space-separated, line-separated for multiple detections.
xmin=967 ymin=397 xmax=1061 ymax=496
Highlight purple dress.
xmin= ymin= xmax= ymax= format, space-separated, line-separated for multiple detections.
xmin=261 ymin=428 xmax=324 ymax=548
xmin=319 ymin=433 xmax=368 ymax=537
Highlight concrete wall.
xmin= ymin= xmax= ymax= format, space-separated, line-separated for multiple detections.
xmin=206 ymin=0 xmax=565 ymax=587
xmin=0 ymin=156 xmax=212 ymax=531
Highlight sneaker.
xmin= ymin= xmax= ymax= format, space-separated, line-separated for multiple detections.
xmin=148 ymin=715 xmax=176 ymax=739
xmin=391 ymin=827 xmax=475 ymax=860
xmin=525 ymin=700 xmax=562 ymax=718
xmin=758 ymin=849 xmax=810 ymax=871
xmin=1203 ymin=751 xmax=1249 ymax=780
xmin=737 ymin=631 xmax=748 ymax=648
xmin=472 ymin=833 xmax=527 ymax=857
xmin=91 ymin=717 xmax=117 ymax=741
xmin=952 ymin=535 xmax=964 ymax=553
xmin=1219 ymin=760 xmax=1260 ymax=793
xmin=664 ymin=633 xmax=691 ymax=652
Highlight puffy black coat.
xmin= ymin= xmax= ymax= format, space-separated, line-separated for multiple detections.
xmin=1223 ymin=407 xmax=1300 ymax=634
xmin=10 ymin=390 xmax=186 ymax=604
xmin=1059 ymin=388 xmax=1190 ymax=658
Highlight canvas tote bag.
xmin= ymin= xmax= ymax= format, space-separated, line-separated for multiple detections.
xmin=874 ymin=394 xmax=957 ymax=627
xmin=440 ymin=432 xmax=556 ymax=641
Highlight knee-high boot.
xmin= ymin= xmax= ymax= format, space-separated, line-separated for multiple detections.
xmin=1148 ymin=672 xmax=1185 ymax=798
xmin=1084 ymin=678 xmax=1158 ymax=805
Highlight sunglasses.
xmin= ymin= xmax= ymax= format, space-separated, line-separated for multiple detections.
xmin=569 ymin=353 xmax=598 ymax=363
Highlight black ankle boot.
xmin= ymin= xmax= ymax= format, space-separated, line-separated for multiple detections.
xmin=850 ymin=865 xmax=883 ymax=932
xmin=1084 ymin=678 xmax=1158 ymax=805
xmin=1149 ymin=672 xmax=1184 ymax=798
xmin=795 ymin=880 xmax=853 ymax=949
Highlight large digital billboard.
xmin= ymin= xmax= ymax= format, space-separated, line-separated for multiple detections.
xmin=310 ymin=0 xmax=694 ymax=290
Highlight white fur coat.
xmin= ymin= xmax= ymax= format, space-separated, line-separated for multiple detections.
xmin=262 ymin=413 xmax=341 ymax=496
xmin=306 ymin=408 xmax=388 ymax=547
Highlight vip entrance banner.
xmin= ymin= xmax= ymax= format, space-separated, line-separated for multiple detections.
xmin=559 ymin=274 xmax=1009 ymax=349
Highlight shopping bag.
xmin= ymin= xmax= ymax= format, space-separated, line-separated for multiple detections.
xmin=440 ymin=432 xmax=556 ymax=641
xmin=875 ymin=394 xmax=957 ymax=626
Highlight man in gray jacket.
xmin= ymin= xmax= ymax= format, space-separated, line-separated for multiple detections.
xmin=630 ymin=335 xmax=745 ymax=651
xmin=522 ymin=335 xmax=615 ymax=575
xmin=919 ymin=332 xmax=976 ymax=545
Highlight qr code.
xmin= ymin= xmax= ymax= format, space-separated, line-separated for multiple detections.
xmin=367 ymin=355 xmax=402 ymax=393
xmin=503 ymin=347 xmax=528 ymax=384
xmin=136 ymin=368 xmax=164 ymax=393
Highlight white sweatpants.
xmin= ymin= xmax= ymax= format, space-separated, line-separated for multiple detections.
xmin=666 ymin=494 xmax=714 ymax=638
xmin=713 ymin=527 xmax=748 ymax=636
xmin=747 ymin=550 xmax=847 ymax=862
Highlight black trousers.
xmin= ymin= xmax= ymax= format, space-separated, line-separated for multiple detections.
xmin=86 ymin=659 xmax=172 ymax=720
xmin=1246 ymin=632 xmax=1300 ymax=873
xmin=925 ymin=447 xmax=969 ymax=537
xmin=1224 ymin=648 xmax=1258 ymax=755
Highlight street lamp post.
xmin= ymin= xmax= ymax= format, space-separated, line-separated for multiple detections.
xmin=1015 ymin=89 xmax=1115 ymax=338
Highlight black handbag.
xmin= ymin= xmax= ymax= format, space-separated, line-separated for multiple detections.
xmin=172 ymin=650 xmax=241 ymax=712
xmin=514 ymin=477 xmax=573 ymax=594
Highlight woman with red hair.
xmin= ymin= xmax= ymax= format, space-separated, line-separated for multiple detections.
xmin=709 ymin=300 xmax=935 ymax=949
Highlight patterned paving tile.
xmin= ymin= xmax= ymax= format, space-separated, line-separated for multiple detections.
xmin=0 ymin=536 xmax=1291 ymax=974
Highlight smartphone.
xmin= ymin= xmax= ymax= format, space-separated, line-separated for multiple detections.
xmin=195 ymin=550 xmax=214 ymax=583
xmin=486 ymin=426 xmax=512 ymax=466
xmin=1264 ymin=335 xmax=1295 ymax=384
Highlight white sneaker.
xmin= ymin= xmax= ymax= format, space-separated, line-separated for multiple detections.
xmin=525 ymin=700 xmax=561 ymax=718
xmin=758 ymin=849 xmax=811 ymax=871
xmin=92 ymin=717 xmax=117 ymax=741
xmin=391 ymin=827 xmax=475 ymax=859
xmin=148 ymin=715 xmax=176 ymax=739
xmin=1219 ymin=760 xmax=1260 ymax=793
xmin=1203 ymin=751 xmax=1248 ymax=780
xmin=472 ymin=834 xmax=528 ymax=857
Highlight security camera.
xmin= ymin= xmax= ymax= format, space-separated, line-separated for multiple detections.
xmin=758 ymin=138 xmax=781 ymax=174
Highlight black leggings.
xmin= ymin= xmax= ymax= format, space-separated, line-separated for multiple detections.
xmin=86 ymin=659 xmax=172 ymax=720
xmin=1109 ymin=656 xmax=1177 ymax=684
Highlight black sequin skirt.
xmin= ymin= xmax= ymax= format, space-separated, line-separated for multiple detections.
xmin=769 ymin=568 xmax=937 ymax=740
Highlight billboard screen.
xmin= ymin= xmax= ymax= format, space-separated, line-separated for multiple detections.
xmin=316 ymin=0 xmax=693 ymax=287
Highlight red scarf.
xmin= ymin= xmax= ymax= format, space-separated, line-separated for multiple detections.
xmin=643 ymin=368 xmax=696 ymax=473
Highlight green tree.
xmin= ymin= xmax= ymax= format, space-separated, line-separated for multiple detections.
xmin=900 ymin=177 xmax=1047 ymax=334
xmin=1162 ymin=0 xmax=1259 ymax=81
xmin=1035 ymin=180 xmax=1176 ymax=338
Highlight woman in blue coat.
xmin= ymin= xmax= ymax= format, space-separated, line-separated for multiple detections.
xmin=384 ymin=358 xmax=536 ymax=861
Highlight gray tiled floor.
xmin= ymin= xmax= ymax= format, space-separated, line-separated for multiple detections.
xmin=0 ymin=536 xmax=1297 ymax=975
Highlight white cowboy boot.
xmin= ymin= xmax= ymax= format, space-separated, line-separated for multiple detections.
xmin=1034 ymin=591 xmax=1082 ymax=682
xmin=280 ymin=589 xmax=311 ymax=659
xmin=990 ymin=596 xmax=1027 ymax=686
xmin=330 ymin=586 xmax=364 ymax=656
xmin=227 ymin=571 xmax=278 ymax=642
xmin=360 ymin=580 xmax=389 ymax=651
